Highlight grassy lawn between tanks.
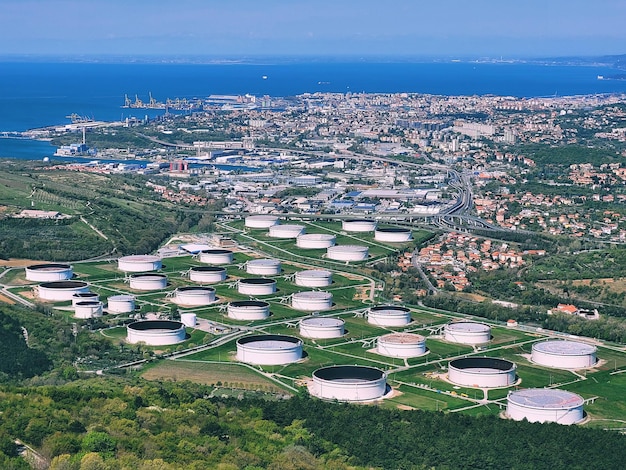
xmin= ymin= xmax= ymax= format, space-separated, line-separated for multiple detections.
xmin=381 ymin=384 xmax=476 ymax=412
xmin=141 ymin=361 xmax=288 ymax=392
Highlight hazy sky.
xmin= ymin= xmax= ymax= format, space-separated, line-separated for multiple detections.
xmin=1 ymin=0 xmax=625 ymax=58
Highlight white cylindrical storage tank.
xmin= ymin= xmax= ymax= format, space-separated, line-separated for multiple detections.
xmin=107 ymin=294 xmax=136 ymax=314
xmin=174 ymin=286 xmax=216 ymax=306
xmin=326 ymin=245 xmax=369 ymax=262
xmin=236 ymin=334 xmax=303 ymax=365
xmin=448 ymin=357 xmax=517 ymax=388
xmin=180 ymin=312 xmax=197 ymax=328
xmin=129 ymin=273 xmax=168 ymax=291
xmin=377 ymin=333 xmax=427 ymax=358
xmin=238 ymin=278 xmax=277 ymax=296
xmin=342 ymin=218 xmax=377 ymax=232
xmin=245 ymin=215 xmax=279 ymax=229
xmin=296 ymin=233 xmax=336 ymax=249
xmin=37 ymin=281 xmax=89 ymax=301
xmin=374 ymin=227 xmax=413 ymax=242
xmin=268 ymin=224 xmax=306 ymax=239
xmin=531 ymin=340 xmax=597 ymax=369
xmin=368 ymin=305 xmax=412 ymax=327
xmin=291 ymin=291 xmax=333 ymax=311
xmin=444 ymin=321 xmax=491 ymax=345
xmin=299 ymin=317 xmax=345 ymax=339
xmin=74 ymin=301 xmax=103 ymax=319
xmin=199 ymin=249 xmax=234 ymax=265
xmin=25 ymin=263 xmax=73 ymax=282
xmin=228 ymin=300 xmax=271 ymax=320
xmin=126 ymin=320 xmax=187 ymax=346
xmin=310 ymin=366 xmax=387 ymax=402
xmin=246 ymin=259 xmax=281 ymax=276
xmin=189 ymin=266 xmax=227 ymax=284
xmin=72 ymin=292 xmax=99 ymax=307
xmin=295 ymin=270 xmax=333 ymax=288
xmin=117 ymin=255 xmax=162 ymax=273
xmin=507 ymin=389 xmax=584 ymax=425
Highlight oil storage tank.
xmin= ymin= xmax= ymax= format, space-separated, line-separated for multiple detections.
xmin=25 ymin=263 xmax=73 ymax=282
xmin=238 ymin=278 xmax=277 ymax=296
xmin=180 ymin=312 xmax=197 ymax=327
xmin=107 ymin=294 xmax=136 ymax=314
xmin=377 ymin=333 xmax=426 ymax=358
xmin=444 ymin=321 xmax=491 ymax=345
xmin=74 ymin=301 xmax=103 ymax=319
xmin=236 ymin=335 xmax=303 ymax=365
xmin=37 ymin=281 xmax=89 ymax=301
xmin=246 ymin=259 xmax=281 ymax=276
xmin=228 ymin=300 xmax=271 ymax=320
xmin=310 ymin=365 xmax=387 ymax=401
xmin=199 ymin=249 xmax=233 ymax=265
xmin=295 ymin=270 xmax=333 ymax=288
xmin=189 ymin=266 xmax=227 ymax=284
xmin=291 ymin=291 xmax=333 ymax=311
xmin=506 ymin=388 xmax=584 ymax=425
xmin=173 ymin=286 xmax=216 ymax=306
xmin=245 ymin=215 xmax=279 ymax=229
xmin=296 ymin=233 xmax=336 ymax=249
xmin=374 ymin=227 xmax=412 ymax=243
xmin=326 ymin=245 xmax=368 ymax=262
xmin=72 ymin=292 xmax=99 ymax=307
xmin=118 ymin=255 xmax=162 ymax=273
xmin=342 ymin=219 xmax=377 ymax=233
xmin=448 ymin=357 xmax=517 ymax=388
xmin=268 ymin=224 xmax=306 ymax=239
xmin=129 ymin=273 xmax=167 ymax=291
xmin=299 ymin=317 xmax=345 ymax=339
xmin=368 ymin=305 xmax=411 ymax=327
xmin=126 ymin=320 xmax=187 ymax=346
xmin=531 ymin=340 xmax=597 ymax=369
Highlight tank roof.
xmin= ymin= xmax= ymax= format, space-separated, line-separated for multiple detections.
xmin=293 ymin=291 xmax=332 ymax=299
xmin=508 ymin=388 xmax=584 ymax=409
xmin=248 ymin=259 xmax=280 ymax=265
xmin=238 ymin=334 xmax=301 ymax=347
xmin=301 ymin=317 xmax=344 ymax=327
xmin=230 ymin=300 xmax=270 ymax=307
xmin=240 ymin=278 xmax=276 ymax=284
xmin=297 ymin=270 xmax=332 ymax=277
xmin=314 ymin=365 xmax=385 ymax=382
xmin=379 ymin=333 xmax=425 ymax=344
xmin=446 ymin=321 xmax=490 ymax=332
xmin=119 ymin=255 xmax=161 ymax=261
xmin=450 ymin=357 xmax=515 ymax=371
xmin=532 ymin=340 xmax=597 ymax=355
xmin=27 ymin=263 xmax=71 ymax=270
xmin=191 ymin=266 xmax=226 ymax=272
xmin=128 ymin=320 xmax=184 ymax=331
xmin=39 ymin=280 xmax=88 ymax=289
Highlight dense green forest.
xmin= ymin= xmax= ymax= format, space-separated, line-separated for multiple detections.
xmin=0 ymin=218 xmax=112 ymax=261
xmin=0 ymin=382 xmax=624 ymax=469
xmin=513 ymin=144 xmax=622 ymax=167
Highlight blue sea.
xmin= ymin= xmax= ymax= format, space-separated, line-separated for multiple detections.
xmin=1 ymin=61 xmax=626 ymax=161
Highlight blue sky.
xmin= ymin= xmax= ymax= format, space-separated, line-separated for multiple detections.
xmin=1 ymin=0 xmax=624 ymax=58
